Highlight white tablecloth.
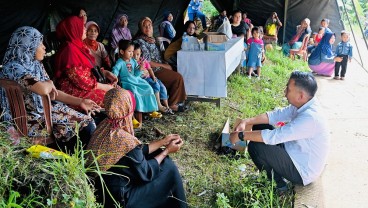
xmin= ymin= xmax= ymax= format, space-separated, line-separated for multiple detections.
xmin=177 ymin=37 xmax=244 ymax=97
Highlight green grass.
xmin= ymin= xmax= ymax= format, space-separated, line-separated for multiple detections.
xmin=0 ymin=123 xmax=102 ymax=208
xmin=0 ymin=49 xmax=309 ymax=207
xmin=139 ymin=49 xmax=310 ymax=207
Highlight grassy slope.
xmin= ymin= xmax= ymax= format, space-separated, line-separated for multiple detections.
xmin=0 ymin=49 xmax=309 ymax=207
xmin=139 ymin=49 xmax=310 ymax=207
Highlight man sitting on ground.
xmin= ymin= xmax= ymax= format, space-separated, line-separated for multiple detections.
xmin=230 ymin=71 xmax=329 ymax=192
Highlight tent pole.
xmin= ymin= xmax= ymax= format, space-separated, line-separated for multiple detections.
xmin=342 ymin=0 xmax=364 ymax=67
xmin=282 ymin=0 xmax=289 ymax=43
xmin=351 ymin=0 xmax=368 ymax=61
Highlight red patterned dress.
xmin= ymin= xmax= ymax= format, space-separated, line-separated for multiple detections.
xmin=54 ymin=16 xmax=106 ymax=109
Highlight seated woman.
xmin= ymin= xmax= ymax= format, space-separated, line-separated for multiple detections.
xmin=0 ymin=26 xmax=99 ymax=146
xmin=231 ymin=10 xmax=249 ymax=40
xmin=111 ymin=14 xmax=132 ymax=50
xmin=263 ymin=12 xmax=282 ymax=44
xmin=164 ymin=20 xmax=197 ymax=70
xmin=282 ymin=18 xmax=312 ymax=56
xmin=159 ymin=11 xmax=176 ymax=41
xmin=54 ymin=16 xmax=118 ymax=109
xmin=87 ymin=88 xmax=187 ymax=208
xmin=134 ymin=17 xmax=187 ymax=112
xmin=71 ymin=7 xmax=88 ymax=24
xmin=213 ymin=10 xmax=227 ymax=31
xmin=308 ymin=32 xmax=342 ymax=77
xmin=84 ymin=21 xmax=111 ymax=70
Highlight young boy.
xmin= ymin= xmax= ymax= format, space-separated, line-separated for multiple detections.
xmin=321 ymin=18 xmax=332 ymax=33
xmin=334 ymin=31 xmax=353 ymax=80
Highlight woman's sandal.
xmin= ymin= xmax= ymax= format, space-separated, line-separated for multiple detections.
xmin=165 ymin=107 xmax=175 ymax=115
xmin=177 ymin=103 xmax=189 ymax=112
xmin=160 ymin=107 xmax=174 ymax=115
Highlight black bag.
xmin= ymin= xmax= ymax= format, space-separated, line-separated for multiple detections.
xmin=91 ymin=66 xmax=107 ymax=84
xmin=82 ymin=51 xmax=108 ymax=84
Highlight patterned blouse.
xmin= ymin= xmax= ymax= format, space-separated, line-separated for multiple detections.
xmin=134 ymin=39 xmax=163 ymax=73
xmin=0 ymin=26 xmax=92 ymax=141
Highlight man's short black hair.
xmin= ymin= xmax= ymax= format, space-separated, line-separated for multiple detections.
xmin=290 ymin=71 xmax=318 ymax=97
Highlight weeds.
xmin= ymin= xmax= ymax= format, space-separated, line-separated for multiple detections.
xmin=138 ymin=49 xmax=309 ymax=207
xmin=0 ymin=122 xmax=102 ymax=208
xmin=0 ymin=49 xmax=308 ymax=207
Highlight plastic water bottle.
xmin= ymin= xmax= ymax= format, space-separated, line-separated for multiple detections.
xmin=181 ymin=32 xmax=188 ymax=51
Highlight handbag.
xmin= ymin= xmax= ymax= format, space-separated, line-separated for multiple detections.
xmin=91 ymin=66 xmax=107 ymax=84
xmin=82 ymin=52 xmax=108 ymax=84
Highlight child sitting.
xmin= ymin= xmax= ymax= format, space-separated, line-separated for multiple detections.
xmin=112 ymin=40 xmax=160 ymax=125
xmin=308 ymin=27 xmax=325 ymax=54
xmin=314 ymin=27 xmax=325 ymax=45
xmin=246 ymin=27 xmax=265 ymax=79
xmin=334 ymin=31 xmax=353 ymax=80
xmin=133 ymin=43 xmax=173 ymax=114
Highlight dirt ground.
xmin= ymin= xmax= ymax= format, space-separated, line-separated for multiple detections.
xmin=317 ymin=58 xmax=368 ymax=207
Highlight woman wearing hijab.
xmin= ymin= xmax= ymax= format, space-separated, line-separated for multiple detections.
xmin=282 ymin=18 xmax=312 ymax=56
xmin=111 ymin=14 xmax=132 ymax=50
xmin=164 ymin=20 xmax=197 ymax=69
xmin=159 ymin=11 xmax=176 ymax=41
xmin=87 ymin=88 xmax=187 ymax=208
xmin=133 ymin=17 xmax=187 ymax=112
xmin=0 ymin=26 xmax=98 ymax=144
xmin=308 ymin=32 xmax=343 ymax=76
xmin=71 ymin=7 xmax=88 ymax=24
xmin=84 ymin=21 xmax=111 ymax=70
xmin=54 ymin=16 xmax=118 ymax=109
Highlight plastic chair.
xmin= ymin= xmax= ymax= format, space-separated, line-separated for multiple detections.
xmin=0 ymin=78 xmax=54 ymax=145
xmin=289 ymin=34 xmax=310 ymax=61
xmin=156 ymin=36 xmax=171 ymax=53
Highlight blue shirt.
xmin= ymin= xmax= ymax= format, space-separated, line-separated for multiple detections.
xmin=335 ymin=41 xmax=353 ymax=58
xmin=188 ymin=0 xmax=201 ymax=13
xmin=324 ymin=27 xmax=332 ymax=33
xmin=261 ymin=97 xmax=330 ymax=185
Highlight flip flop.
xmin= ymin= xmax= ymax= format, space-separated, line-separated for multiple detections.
xmin=149 ymin=111 xmax=162 ymax=118
xmin=132 ymin=118 xmax=141 ymax=129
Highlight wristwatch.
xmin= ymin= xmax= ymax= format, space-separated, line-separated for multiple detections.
xmin=238 ymin=131 xmax=244 ymax=141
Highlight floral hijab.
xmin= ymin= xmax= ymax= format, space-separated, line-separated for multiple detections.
xmin=87 ymin=88 xmax=141 ymax=171
xmin=111 ymin=14 xmax=132 ymax=49
xmin=0 ymin=26 xmax=48 ymax=121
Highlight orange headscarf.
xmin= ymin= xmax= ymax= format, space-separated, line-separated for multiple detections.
xmin=87 ymin=88 xmax=141 ymax=171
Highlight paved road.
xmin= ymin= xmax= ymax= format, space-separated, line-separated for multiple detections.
xmin=317 ymin=59 xmax=368 ymax=207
